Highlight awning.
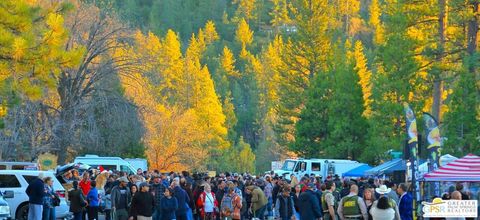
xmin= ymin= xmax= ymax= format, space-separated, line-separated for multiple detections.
xmin=424 ymin=154 xmax=480 ymax=182
xmin=343 ymin=164 xmax=373 ymax=177
xmin=364 ymin=159 xmax=403 ymax=176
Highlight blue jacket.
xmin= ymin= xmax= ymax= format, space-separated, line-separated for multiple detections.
xmin=26 ymin=178 xmax=46 ymax=205
xmin=173 ymin=186 xmax=190 ymax=216
xmin=87 ymin=187 xmax=99 ymax=207
xmin=399 ymin=193 xmax=413 ymax=220
xmin=161 ymin=196 xmax=178 ymax=220
xmin=298 ymin=190 xmax=322 ymax=220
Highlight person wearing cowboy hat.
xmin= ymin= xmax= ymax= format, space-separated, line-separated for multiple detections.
xmin=373 ymin=185 xmax=401 ymax=220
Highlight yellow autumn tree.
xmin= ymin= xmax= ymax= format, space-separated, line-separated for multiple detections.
xmin=235 ymin=18 xmax=254 ymax=58
xmin=353 ymin=41 xmax=372 ymax=117
xmin=369 ymin=0 xmax=384 ymax=45
xmin=220 ymin=46 xmax=240 ymax=78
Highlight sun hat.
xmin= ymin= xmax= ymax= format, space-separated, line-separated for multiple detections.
xmin=375 ymin=185 xmax=391 ymax=194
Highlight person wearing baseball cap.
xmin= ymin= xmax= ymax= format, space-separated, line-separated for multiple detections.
xmin=111 ymin=176 xmax=132 ymax=220
xmin=130 ymin=182 xmax=155 ymax=219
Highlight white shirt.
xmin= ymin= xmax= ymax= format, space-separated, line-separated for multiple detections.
xmin=370 ymin=205 xmax=395 ymax=220
xmin=204 ymin=192 xmax=215 ymax=213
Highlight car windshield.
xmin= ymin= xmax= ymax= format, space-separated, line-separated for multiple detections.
xmin=281 ymin=160 xmax=297 ymax=171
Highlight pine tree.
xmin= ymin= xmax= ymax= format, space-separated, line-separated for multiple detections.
xmin=293 ymin=43 xmax=367 ymax=159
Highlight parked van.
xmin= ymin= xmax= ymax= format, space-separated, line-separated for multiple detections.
xmin=74 ymin=155 xmax=136 ymax=174
xmin=125 ymin=158 xmax=148 ymax=172
xmin=0 ymin=162 xmax=38 ymax=171
xmin=273 ymin=158 xmax=363 ymax=180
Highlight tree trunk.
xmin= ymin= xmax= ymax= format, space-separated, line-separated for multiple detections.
xmin=467 ymin=1 xmax=478 ymax=58
xmin=432 ymin=0 xmax=448 ymax=121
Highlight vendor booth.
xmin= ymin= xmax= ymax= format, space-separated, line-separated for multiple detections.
xmin=424 ymin=154 xmax=480 ymax=182
xmin=342 ymin=164 xmax=372 ymax=177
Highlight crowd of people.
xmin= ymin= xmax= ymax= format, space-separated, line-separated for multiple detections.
xmin=26 ymin=169 xmax=474 ymax=220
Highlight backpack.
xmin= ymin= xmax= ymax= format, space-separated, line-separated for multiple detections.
xmin=221 ymin=193 xmax=237 ymax=217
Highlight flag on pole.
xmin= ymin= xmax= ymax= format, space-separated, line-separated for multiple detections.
xmin=423 ymin=112 xmax=442 ymax=198
xmin=404 ymin=103 xmax=420 ymax=219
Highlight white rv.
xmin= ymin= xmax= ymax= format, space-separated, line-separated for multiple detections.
xmin=74 ymin=155 xmax=137 ymax=174
xmin=273 ymin=158 xmax=363 ymax=180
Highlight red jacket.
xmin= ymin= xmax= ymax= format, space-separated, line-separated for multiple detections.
xmin=196 ymin=191 xmax=218 ymax=218
xmin=79 ymin=179 xmax=91 ymax=196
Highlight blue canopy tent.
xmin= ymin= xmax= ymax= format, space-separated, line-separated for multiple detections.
xmin=342 ymin=164 xmax=373 ymax=177
xmin=364 ymin=159 xmax=403 ymax=176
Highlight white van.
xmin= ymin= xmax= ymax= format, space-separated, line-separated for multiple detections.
xmin=74 ymin=155 xmax=137 ymax=174
xmin=274 ymin=158 xmax=363 ymax=180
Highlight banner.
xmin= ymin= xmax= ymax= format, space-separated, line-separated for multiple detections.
xmin=423 ymin=113 xmax=442 ymax=170
xmin=404 ymin=103 xmax=420 ymax=219
xmin=423 ymin=112 xmax=442 ymax=198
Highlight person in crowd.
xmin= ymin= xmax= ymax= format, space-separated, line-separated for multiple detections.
xmin=455 ymin=183 xmax=470 ymax=200
xmin=362 ymin=188 xmax=375 ymax=220
xmin=396 ymin=183 xmax=412 ymax=220
xmin=42 ymin=176 xmax=56 ymax=220
xmin=232 ymin=180 xmax=243 ymax=200
xmin=337 ymin=184 xmax=368 ymax=220
xmin=340 ymin=180 xmax=350 ymax=199
xmin=215 ymin=180 xmax=226 ymax=211
xmin=290 ymin=175 xmax=299 ymax=187
xmin=79 ymin=172 xmax=91 ymax=220
xmin=197 ymin=184 xmax=218 ymax=220
xmin=385 ymin=181 xmax=399 ymax=205
xmin=180 ymin=178 xmax=195 ymax=220
xmin=374 ymin=185 xmax=400 ymax=220
xmin=220 ymin=182 xmax=242 ymax=220
xmin=87 ymin=181 xmax=99 ymax=220
xmin=130 ymin=182 xmax=155 ymax=220
xmin=112 ymin=177 xmax=132 ymax=220
xmin=69 ymin=181 xmax=87 ymax=220
xmin=26 ymin=172 xmax=46 ymax=220
xmin=246 ymin=185 xmax=268 ymax=219
xmin=131 ymin=184 xmax=138 ymax=198
xmin=173 ymin=179 xmax=190 ymax=220
xmin=321 ymin=181 xmax=337 ymax=220
xmin=298 ymin=183 xmax=322 ymax=220
xmin=272 ymin=177 xmax=282 ymax=207
xmin=161 ymin=188 xmax=179 ymax=220
xmin=369 ymin=196 xmax=395 ymax=220
xmin=275 ymin=187 xmax=295 ymax=220
xmin=291 ymin=184 xmax=301 ymax=220
xmin=151 ymin=175 xmax=167 ymax=220
xmin=264 ymin=175 xmax=274 ymax=218
xmin=105 ymin=184 xmax=113 ymax=220
xmin=446 ymin=191 xmax=465 ymax=220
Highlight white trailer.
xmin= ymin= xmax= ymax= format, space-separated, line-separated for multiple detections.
xmin=273 ymin=158 xmax=363 ymax=180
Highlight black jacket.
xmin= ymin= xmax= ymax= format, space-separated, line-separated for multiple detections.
xmin=26 ymin=178 xmax=45 ymax=205
xmin=68 ymin=189 xmax=84 ymax=213
xmin=130 ymin=191 xmax=155 ymax=217
xmin=298 ymin=190 xmax=322 ymax=220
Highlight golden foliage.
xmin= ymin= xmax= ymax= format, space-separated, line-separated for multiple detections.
xmin=353 ymin=41 xmax=373 ymax=117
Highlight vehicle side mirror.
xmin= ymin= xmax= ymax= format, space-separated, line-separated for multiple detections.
xmin=3 ymin=191 xmax=14 ymax=199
